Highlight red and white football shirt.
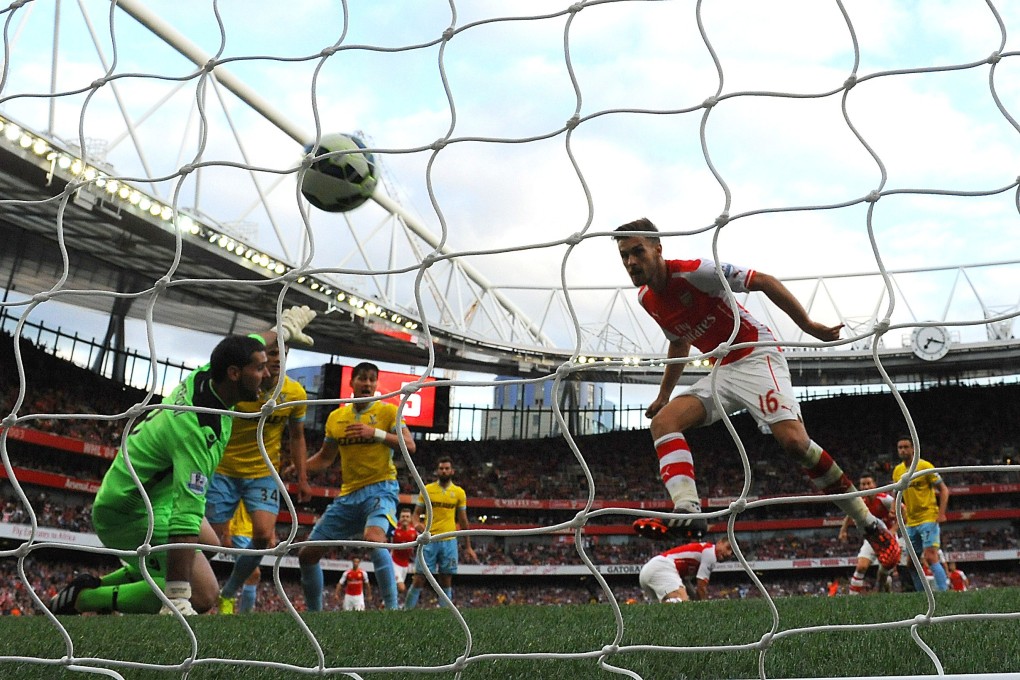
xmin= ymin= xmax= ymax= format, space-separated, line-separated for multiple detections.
xmin=637 ymin=259 xmax=774 ymax=364
xmin=865 ymin=492 xmax=897 ymax=529
xmin=660 ymin=541 xmax=719 ymax=581
xmin=391 ymin=526 xmax=418 ymax=568
xmin=340 ymin=568 xmax=367 ymax=597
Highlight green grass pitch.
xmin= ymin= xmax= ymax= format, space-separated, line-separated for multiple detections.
xmin=2 ymin=588 xmax=1018 ymax=679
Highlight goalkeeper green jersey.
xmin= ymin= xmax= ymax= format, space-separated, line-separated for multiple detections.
xmin=94 ymin=365 xmax=234 ymax=539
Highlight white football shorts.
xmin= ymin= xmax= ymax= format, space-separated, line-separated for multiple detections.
xmin=857 ymin=539 xmax=878 ymax=563
xmin=392 ymin=563 xmax=409 ymax=583
xmin=343 ymin=594 xmax=366 ymax=611
xmin=638 ymin=555 xmax=686 ymax=602
xmin=686 ymin=347 xmax=801 ymax=434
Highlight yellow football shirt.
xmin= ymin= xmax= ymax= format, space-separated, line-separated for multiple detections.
xmin=324 ymin=400 xmax=402 ymax=495
xmin=892 ymin=458 xmax=943 ymax=527
xmin=418 ymin=481 xmax=467 ymax=541
xmin=216 ymin=375 xmax=307 ymax=478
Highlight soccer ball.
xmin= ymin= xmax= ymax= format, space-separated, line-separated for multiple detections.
xmin=300 ymin=132 xmax=378 ymax=213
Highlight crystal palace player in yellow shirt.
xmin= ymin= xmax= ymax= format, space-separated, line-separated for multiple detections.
xmin=892 ymin=435 xmax=950 ymax=591
xmin=206 ymin=342 xmax=313 ymax=614
xmin=404 ymin=456 xmax=477 ymax=609
xmin=297 ymin=362 xmax=416 ymax=611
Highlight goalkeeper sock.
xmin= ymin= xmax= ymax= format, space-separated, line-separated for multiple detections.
xmin=300 ymin=563 xmax=324 ymax=612
xmin=99 ymin=566 xmax=138 ymax=587
xmin=371 ymin=547 xmax=399 ymax=610
xmin=441 ymin=586 xmax=453 ymax=606
xmin=221 ymin=553 xmax=262 ymax=598
xmin=239 ymin=584 xmax=257 ymax=613
xmin=404 ymin=585 xmax=420 ymax=610
xmin=76 ymin=579 xmax=164 ymax=614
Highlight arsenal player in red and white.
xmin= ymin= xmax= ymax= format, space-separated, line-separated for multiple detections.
xmin=838 ymin=473 xmax=902 ymax=593
xmin=947 ymin=561 xmax=969 ymax=591
xmin=639 ymin=538 xmax=733 ymax=602
xmin=614 ymin=219 xmax=899 ymax=571
xmin=390 ymin=508 xmax=419 ymax=599
xmin=334 ymin=557 xmax=371 ymax=611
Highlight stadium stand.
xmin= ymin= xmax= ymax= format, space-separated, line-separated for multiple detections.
xmin=2 ymin=329 xmax=1019 ymax=609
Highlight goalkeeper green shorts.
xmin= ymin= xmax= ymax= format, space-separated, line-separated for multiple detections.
xmin=92 ymin=502 xmax=171 ymax=578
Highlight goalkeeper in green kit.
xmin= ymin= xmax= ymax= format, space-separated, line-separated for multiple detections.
xmin=49 ymin=306 xmax=316 ymax=616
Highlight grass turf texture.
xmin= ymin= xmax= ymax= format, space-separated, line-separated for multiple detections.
xmin=2 ymin=588 xmax=1018 ymax=679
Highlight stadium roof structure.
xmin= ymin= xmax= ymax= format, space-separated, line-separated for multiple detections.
xmin=0 ymin=126 xmax=555 ymax=378
xmin=4 ymin=120 xmax=1020 ymax=389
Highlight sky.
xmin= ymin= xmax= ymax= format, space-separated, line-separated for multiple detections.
xmin=1 ymin=0 xmax=1019 ymax=407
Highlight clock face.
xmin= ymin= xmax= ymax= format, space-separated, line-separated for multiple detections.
xmin=911 ymin=326 xmax=950 ymax=361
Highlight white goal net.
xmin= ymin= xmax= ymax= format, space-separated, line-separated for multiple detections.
xmin=1 ymin=1 xmax=1019 ymax=678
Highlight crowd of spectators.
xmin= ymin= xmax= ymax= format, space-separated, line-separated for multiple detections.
xmin=5 ymin=328 xmax=1020 ymax=505
xmin=1 ymin=490 xmax=94 ymax=534
xmin=1 ymin=331 xmax=148 ymax=448
xmin=407 ymin=382 xmax=1020 ymax=501
xmin=3 ymin=331 xmax=1020 ymax=613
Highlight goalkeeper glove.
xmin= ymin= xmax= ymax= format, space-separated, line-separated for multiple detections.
xmin=280 ymin=305 xmax=316 ymax=347
xmin=159 ymin=581 xmax=198 ymax=616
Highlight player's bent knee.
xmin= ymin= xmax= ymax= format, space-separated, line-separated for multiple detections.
xmin=650 ymin=396 xmax=705 ymax=435
xmin=251 ymin=534 xmax=273 ymax=549
xmin=298 ymin=545 xmax=326 ymax=566
xmin=363 ymin=526 xmax=388 ymax=543
xmin=770 ymin=419 xmax=810 ymax=452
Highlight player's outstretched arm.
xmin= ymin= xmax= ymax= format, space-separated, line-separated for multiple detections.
xmin=750 ymin=273 xmax=842 ymax=341
xmin=279 ymin=305 xmax=316 ymax=347
xmin=837 ymin=515 xmax=853 ymax=542
xmin=256 ymin=305 xmax=317 ymax=348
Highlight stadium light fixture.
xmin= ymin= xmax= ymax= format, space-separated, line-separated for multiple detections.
xmin=0 ymin=112 xmax=426 ymax=346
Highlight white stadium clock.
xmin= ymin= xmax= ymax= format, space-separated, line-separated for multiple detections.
xmin=910 ymin=325 xmax=951 ymax=361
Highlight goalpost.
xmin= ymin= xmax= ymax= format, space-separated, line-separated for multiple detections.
xmin=1 ymin=1 xmax=1019 ymax=678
